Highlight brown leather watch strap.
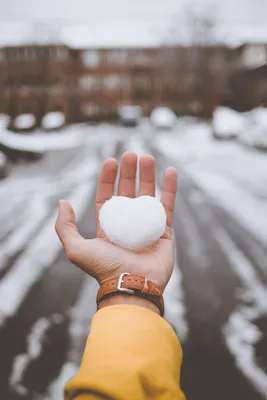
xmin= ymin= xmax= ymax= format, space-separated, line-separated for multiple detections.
xmin=97 ymin=273 xmax=164 ymax=316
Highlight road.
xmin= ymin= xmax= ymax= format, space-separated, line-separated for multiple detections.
xmin=0 ymin=121 xmax=267 ymax=400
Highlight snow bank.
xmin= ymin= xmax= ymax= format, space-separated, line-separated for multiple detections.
xmin=0 ymin=128 xmax=85 ymax=153
xmin=41 ymin=112 xmax=66 ymax=130
xmin=0 ymin=114 xmax=10 ymax=130
xmin=150 ymin=107 xmax=177 ymax=129
xmin=155 ymin=122 xmax=214 ymax=162
xmin=13 ymin=114 xmax=36 ymax=130
xmin=212 ymin=107 xmax=245 ymax=137
xmin=252 ymin=107 xmax=267 ymax=128
xmin=239 ymin=107 xmax=267 ymax=149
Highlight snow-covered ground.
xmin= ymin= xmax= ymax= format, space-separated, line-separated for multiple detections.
xmin=154 ymin=120 xmax=267 ymax=246
xmin=0 ymin=124 xmax=87 ymax=153
xmin=1 ymin=119 xmax=267 ymax=399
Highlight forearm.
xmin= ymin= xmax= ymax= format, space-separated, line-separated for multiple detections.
xmin=64 ymin=304 xmax=185 ymax=400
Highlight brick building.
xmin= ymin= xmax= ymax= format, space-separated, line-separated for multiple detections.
xmin=0 ymin=44 xmax=72 ymax=127
xmin=0 ymin=40 xmax=266 ymax=126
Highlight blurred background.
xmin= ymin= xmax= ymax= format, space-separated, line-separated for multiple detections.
xmin=0 ymin=0 xmax=267 ymax=399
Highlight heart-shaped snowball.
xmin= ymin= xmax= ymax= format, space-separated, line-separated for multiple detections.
xmin=99 ymin=196 xmax=166 ymax=250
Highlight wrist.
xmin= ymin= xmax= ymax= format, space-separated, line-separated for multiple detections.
xmin=98 ymin=293 xmax=161 ymax=315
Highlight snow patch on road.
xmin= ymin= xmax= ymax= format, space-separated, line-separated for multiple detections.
xmin=0 ymin=128 xmax=85 ymax=152
xmin=0 ymin=195 xmax=48 ymax=272
xmin=9 ymin=314 xmax=65 ymax=397
xmin=0 ymin=170 xmax=97 ymax=328
xmin=215 ymin=227 xmax=267 ymax=399
xmin=46 ymin=277 xmax=98 ymax=399
xmin=187 ymin=169 xmax=267 ymax=247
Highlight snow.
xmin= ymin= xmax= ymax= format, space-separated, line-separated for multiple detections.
xmin=212 ymin=106 xmax=245 ymax=138
xmin=239 ymin=107 xmax=267 ymax=149
xmin=154 ymin=119 xmax=267 ymax=246
xmin=150 ymin=107 xmax=177 ymax=130
xmin=99 ymin=195 xmax=166 ymax=250
xmin=10 ymin=313 xmax=65 ymax=397
xmin=252 ymin=107 xmax=267 ymax=128
xmin=187 ymin=169 xmax=267 ymax=246
xmin=214 ymin=227 xmax=267 ymax=398
xmin=122 ymin=134 xmax=188 ymax=339
xmin=0 ymin=158 xmax=99 ymax=327
xmin=0 ymin=114 xmax=10 ymax=130
xmin=0 ymin=127 xmax=85 ymax=152
xmin=41 ymin=112 xmax=65 ymax=130
xmin=13 ymin=114 xmax=36 ymax=130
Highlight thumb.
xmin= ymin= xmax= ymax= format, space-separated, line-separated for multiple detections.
xmin=55 ymin=200 xmax=84 ymax=261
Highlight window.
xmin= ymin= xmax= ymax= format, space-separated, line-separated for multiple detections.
xmin=134 ymin=51 xmax=151 ymax=66
xmin=82 ymin=50 xmax=100 ymax=67
xmin=80 ymin=76 xmax=99 ymax=90
xmin=103 ymin=74 xmax=121 ymax=91
xmin=135 ymin=76 xmax=151 ymax=90
xmin=107 ymin=50 xmax=128 ymax=65
xmin=56 ymin=47 xmax=68 ymax=61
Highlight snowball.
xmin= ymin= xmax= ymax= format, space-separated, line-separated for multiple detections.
xmin=99 ymin=196 xmax=166 ymax=250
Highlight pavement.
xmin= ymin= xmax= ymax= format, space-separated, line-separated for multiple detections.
xmin=0 ymin=120 xmax=267 ymax=400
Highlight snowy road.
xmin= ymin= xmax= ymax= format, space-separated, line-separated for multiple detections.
xmin=0 ymin=121 xmax=267 ymax=400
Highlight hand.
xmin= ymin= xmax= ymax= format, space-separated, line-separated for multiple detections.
xmin=55 ymin=152 xmax=178 ymax=292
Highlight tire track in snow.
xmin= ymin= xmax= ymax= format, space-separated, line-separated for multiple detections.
xmin=185 ymin=181 xmax=267 ymax=399
xmin=0 ymin=162 xmax=98 ymax=329
xmin=44 ymin=277 xmax=98 ymax=400
xmin=0 ymin=195 xmax=49 ymax=274
xmin=214 ymin=227 xmax=267 ymax=399
xmin=0 ymin=197 xmax=28 ymax=242
xmin=1 ymin=136 xmax=123 ymax=398
xmin=9 ymin=313 xmax=67 ymax=398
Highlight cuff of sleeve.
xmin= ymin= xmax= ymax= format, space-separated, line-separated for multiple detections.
xmin=65 ymin=305 xmax=184 ymax=400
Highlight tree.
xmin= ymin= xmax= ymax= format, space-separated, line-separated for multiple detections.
xmin=165 ymin=6 xmax=222 ymax=117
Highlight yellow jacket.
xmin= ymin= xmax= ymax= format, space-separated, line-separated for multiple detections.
xmin=65 ymin=305 xmax=185 ymax=400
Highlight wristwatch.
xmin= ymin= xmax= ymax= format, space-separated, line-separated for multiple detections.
xmin=97 ymin=272 xmax=164 ymax=316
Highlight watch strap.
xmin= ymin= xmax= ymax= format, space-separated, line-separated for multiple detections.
xmin=97 ymin=273 xmax=164 ymax=316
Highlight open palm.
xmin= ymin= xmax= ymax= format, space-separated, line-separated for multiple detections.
xmin=55 ymin=152 xmax=178 ymax=292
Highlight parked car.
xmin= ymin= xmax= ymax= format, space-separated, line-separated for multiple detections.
xmin=239 ymin=107 xmax=267 ymax=150
xmin=150 ymin=107 xmax=177 ymax=130
xmin=0 ymin=151 xmax=9 ymax=178
xmin=119 ymin=106 xmax=142 ymax=127
xmin=212 ymin=106 xmax=245 ymax=140
xmin=41 ymin=111 xmax=66 ymax=131
xmin=13 ymin=113 xmax=36 ymax=132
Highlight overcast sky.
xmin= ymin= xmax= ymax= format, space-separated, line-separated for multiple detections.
xmin=1 ymin=0 xmax=267 ymax=46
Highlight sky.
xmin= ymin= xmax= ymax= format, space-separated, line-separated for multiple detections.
xmin=0 ymin=0 xmax=267 ymax=46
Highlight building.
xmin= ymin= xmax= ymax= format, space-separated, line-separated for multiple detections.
xmin=223 ymin=43 xmax=267 ymax=110
xmin=0 ymin=44 xmax=71 ymax=127
xmin=0 ymin=39 xmax=266 ymax=125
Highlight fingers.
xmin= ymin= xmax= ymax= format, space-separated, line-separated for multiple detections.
xmin=161 ymin=167 xmax=178 ymax=228
xmin=55 ymin=200 xmax=85 ymax=261
xmin=139 ymin=154 xmax=155 ymax=196
xmin=118 ymin=152 xmax=138 ymax=197
xmin=96 ymin=158 xmax=118 ymax=236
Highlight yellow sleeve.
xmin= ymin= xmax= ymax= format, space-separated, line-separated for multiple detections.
xmin=64 ymin=305 xmax=185 ymax=400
